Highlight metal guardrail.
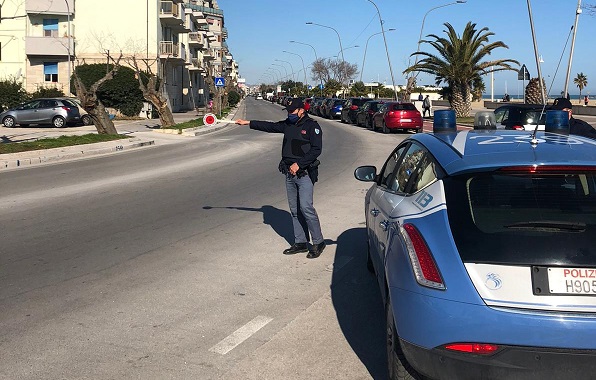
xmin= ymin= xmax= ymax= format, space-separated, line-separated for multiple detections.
xmin=186 ymin=4 xmax=223 ymax=16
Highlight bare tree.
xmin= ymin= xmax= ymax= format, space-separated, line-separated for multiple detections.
xmin=72 ymin=53 xmax=122 ymax=135
xmin=129 ymin=56 xmax=175 ymax=128
xmin=311 ymin=58 xmax=332 ymax=83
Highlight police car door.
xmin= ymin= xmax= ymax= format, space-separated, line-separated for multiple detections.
xmin=368 ymin=143 xmax=409 ymax=289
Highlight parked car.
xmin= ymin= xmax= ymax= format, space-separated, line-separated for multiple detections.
xmin=310 ymin=98 xmax=325 ymax=116
xmin=319 ymin=98 xmax=336 ymax=119
xmin=328 ymin=99 xmax=346 ymax=119
xmin=354 ymin=120 xmax=596 ymax=380
xmin=0 ymin=98 xmax=81 ymax=128
xmin=356 ymin=100 xmax=385 ymax=129
xmin=340 ymin=97 xmax=372 ymax=124
xmin=59 ymin=97 xmax=92 ymax=126
xmin=494 ymin=103 xmax=550 ymax=130
xmin=372 ymin=102 xmax=423 ymax=133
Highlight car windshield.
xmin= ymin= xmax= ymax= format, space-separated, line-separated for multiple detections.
xmin=62 ymin=99 xmax=78 ymax=108
xmin=522 ymin=110 xmax=547 ymax=125
xmin=444 ymin=169 xmax=596 ymax=266
xmin=392 ymin=103 xmax=416 ymax=111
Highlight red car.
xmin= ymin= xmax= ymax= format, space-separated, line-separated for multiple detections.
xmin=372 ymin=102 xmax=423 ymax=133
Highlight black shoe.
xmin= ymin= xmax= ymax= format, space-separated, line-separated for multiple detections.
xmin=283 ymin=243 xmax=308 ymax=255
xmin=307 ymin=242 xmax=326 ymax=259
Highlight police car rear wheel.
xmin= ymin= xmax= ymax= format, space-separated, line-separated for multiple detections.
xmin=387 ymin=297 xmax=426 ymax=380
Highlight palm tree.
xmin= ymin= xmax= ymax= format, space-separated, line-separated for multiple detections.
xmin=574 ymin=72 xmax=588 ymax=104
xmin=404 ymin=22 xmax=518 ymax=117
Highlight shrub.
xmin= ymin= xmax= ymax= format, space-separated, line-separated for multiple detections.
xmin=73 ymin=64 xmax=144 ymax=116
xmin=0 ymin=78 xmax=28 ymax=111
xmin=30 ymin=87 xmax=65 ymax=99
xmin=228 ymin=90 xmax=240 ymax=107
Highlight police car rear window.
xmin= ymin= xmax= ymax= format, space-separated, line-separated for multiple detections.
xmin=444 ymin=170 xmax=596 ymax=266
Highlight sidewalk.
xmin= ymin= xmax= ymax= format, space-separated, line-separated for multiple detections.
xmin=0 ymin=104 xmax=242 ymax=171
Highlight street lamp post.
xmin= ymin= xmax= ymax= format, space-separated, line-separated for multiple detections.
xmin=361 ymin=29 xmax=396 ymax=82
xmin=266 ymin=68 xmax=280 ymax=83
xmin=272 ymin=63 xmax=288 ymax=81
xmin=65 ymin=0 xmax=71 ymax=96
xmin=283 ymin=50 xmax=308 ymax=93
xmin=275 ymin=59 xmax=295 ymax=94
xmin=563 ymin=0 xmax=582 ymax=99
xmin=306 ymin=22 xmax=347 ymax=97
xmin=275 ymin=59 xmax=294 ymax=81
xmin=366 ymin=0 xmax=397 ymax=100
xmin=290 ymin=40 xmax=321 ymax=95
xmin=406 ymin=0 xmax=466 ymax=98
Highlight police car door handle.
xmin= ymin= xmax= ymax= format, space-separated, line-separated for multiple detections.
xmin=379 ymin=220 xmax=389 ymax=231
xmin=370 ymin=208 xmax=380 ymax=217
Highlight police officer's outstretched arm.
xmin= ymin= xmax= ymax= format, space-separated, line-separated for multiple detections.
xmin=236 ymin=118 xmax=286 ymax=133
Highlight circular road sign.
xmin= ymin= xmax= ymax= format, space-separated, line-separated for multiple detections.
xmin=203 ymin=113 xmax=218 ymax=127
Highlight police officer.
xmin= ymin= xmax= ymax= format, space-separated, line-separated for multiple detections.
xmin=235 ymin=98 xmax=325 ymax=259
xmin=551 ymin=97 xmax=596 ymax=139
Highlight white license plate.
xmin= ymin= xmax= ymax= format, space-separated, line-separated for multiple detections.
xmin=548 ymin=267 xmax=596 ymax=295
xmin=401 ymin=118 xmax=412 ymax=122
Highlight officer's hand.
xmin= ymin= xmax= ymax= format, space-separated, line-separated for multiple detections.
xmin=235 ymin=119 xmax=250 ymax=125
xmin=289 ymin=163 xmax=299 ymax=175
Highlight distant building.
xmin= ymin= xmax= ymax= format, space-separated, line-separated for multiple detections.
xmin=0 ymin=0 xmax=239 ymax=112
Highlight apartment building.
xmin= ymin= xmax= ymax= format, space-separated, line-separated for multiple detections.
xmin=0 ymin=0 xmax=238 ymax=112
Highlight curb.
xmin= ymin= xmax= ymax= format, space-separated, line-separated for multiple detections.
xmin=0 ymin=138 xmax=155 ymax=170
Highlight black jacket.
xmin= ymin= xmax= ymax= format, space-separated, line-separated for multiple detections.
xmin=570 ymin=117 xmax=596 ymax=140
xmin=250 ymin=115 xmax=322 ymax=169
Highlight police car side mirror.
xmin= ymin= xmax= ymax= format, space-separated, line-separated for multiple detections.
xmin=354 ymin=166 xmax=377 ymax=182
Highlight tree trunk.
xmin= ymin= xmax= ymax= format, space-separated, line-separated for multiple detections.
xmin=72 ymin=67 xmax=118 ymax=135
xmin=140 ymin=77 xmax=175 ymax=128
xmin=452 ymin=84 xmax=471 ymax=117
xmin=403 ymin=76 xmax=416 ymax=102
xmin=130 ymin=57 xmax=176 ymax=128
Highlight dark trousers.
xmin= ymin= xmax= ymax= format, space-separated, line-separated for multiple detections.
xmin=285 ymin=174 xmax=324 ymax=245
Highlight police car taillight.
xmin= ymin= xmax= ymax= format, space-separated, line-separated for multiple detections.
xmin=444 ymin=343 xmax=499 ymax=355
xmin=401 ymin=223 xmax=445 ymax=290
xmin=512 ymin=125 xmax=524 ymax=130
xmin=350 ymin=105 xmax=358 ymax=110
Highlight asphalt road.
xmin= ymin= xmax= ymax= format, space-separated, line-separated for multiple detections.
xmin=0 ymin=98 xmax=415 ymax=379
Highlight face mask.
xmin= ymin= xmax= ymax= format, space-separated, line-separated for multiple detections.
xmin=287 ymin=114 xmax=300 ymax=124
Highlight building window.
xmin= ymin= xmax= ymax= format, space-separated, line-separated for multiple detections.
xmin=44 ymin=62 xmax=58 ymax=82
xmin=43 ymin=19 xmax=59 ymax=37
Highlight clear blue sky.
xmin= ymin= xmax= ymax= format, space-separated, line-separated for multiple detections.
xmin=219 ymin=0 xmax=596 ymax=97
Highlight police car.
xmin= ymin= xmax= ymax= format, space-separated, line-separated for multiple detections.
xmin=354 ymin=110 xmax=596 ymax=380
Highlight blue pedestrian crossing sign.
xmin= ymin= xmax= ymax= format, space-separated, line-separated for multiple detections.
xmin=215 ymin=77 xmax=225 ymax=87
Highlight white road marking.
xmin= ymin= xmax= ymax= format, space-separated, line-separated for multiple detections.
xmin=209 ymin=315 xmax=273 ymax=355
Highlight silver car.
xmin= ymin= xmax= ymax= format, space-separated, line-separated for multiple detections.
xmin=0 ymin=98 xmax=81 ymax=128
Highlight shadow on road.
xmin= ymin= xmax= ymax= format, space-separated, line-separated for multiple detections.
xmin=331 ymin=227 xmax=387 ymax=379
xmin=203 ymin=205 xmax=294 ymax=245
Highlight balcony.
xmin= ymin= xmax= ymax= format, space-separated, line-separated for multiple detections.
xmin=26 ymin=0 xmax=74 ymax=15
xmin=206 ymin=31 xmax=216 ymax=42
xmin=192 ymin=11 xmax=209 ymax=26
xmin=26 ymin=36 xmax=74 ymax=56
xmin=189 ymin=58 xmax=205 ymax=72
xmin=160 ymin=1 xmax=188 ymax=31
xmin=222 ymin=27 xmax=228 ymax=38
xmin=159 ymin=41 xmax=186 ymax=61
xmin=186 ymin=4 xmax=223 ymax=17
xmin=188 ymin=32 xmax=204 ymax=47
